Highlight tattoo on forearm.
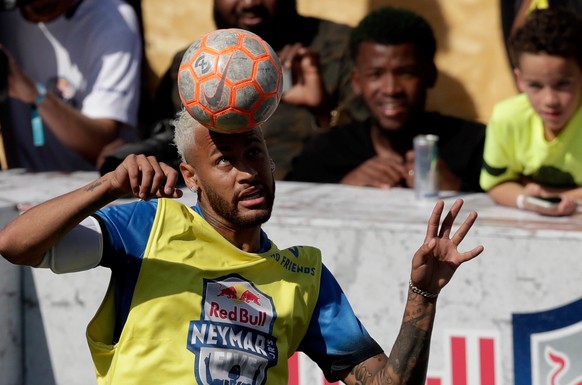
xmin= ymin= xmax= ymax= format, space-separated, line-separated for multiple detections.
xmin=351 ymin=355 xmax=393 ymax=385
xmin=384 ymin=297 xmax=434 ymax=385
xmin=351 ymin=362 xmax=372 ymax=385
xmin=85 ymin=180 xmax=104 ymax=192
xmin=351 ymin=298 xmax=433 ymax=385
xmin=387 ymin=322 xmax=430 ymax=384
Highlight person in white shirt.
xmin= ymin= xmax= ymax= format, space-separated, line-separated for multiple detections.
xmin=0 ymin=0 xmax=141 ymax=171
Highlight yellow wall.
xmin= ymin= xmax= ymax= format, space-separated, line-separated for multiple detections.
xmin=141 ymin=0 xmax=517 ymax=123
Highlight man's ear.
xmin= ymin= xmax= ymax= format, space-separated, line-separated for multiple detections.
xmin=351 ymin=68 xmax=362 ymax=96
xmin=514 ymin=67 xmax=525 ymax=92
xmin=180 ymin=162 xmax=199 ymax=192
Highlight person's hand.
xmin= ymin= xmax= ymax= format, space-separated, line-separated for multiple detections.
xmin=410 ymin=199 xmax=484 ymax=296
xmin=340 ymin=154 xmax=407 ymax=189
xmin=108 ymin=154 xmax=183 ymax=200
xmin=0 ymin=45 xmax=37 ymax=104
xmin=522 ymin=195 xmax=577 ymax=217
xmin=278 ymin=44 xmax=331 ymax=124
xmin=520 ymin=182 xmax=577 ymax=216
xmin=522 ymin=182 xmax=543 ymax=197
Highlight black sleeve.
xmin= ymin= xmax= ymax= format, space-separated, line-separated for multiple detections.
xmin=285 ymin=134 xmax=347 ymax=183
xmin=438 ymin=118 xmax=486 ymax=192
xmin=285 ymin=122 xmax=375 ymax=184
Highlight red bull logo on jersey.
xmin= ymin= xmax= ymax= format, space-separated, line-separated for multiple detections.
xmin=208 ymin=302 xmax=268 ymax=326
xmin=513 ymin=297 xmax=582 ymax=385
xmin=188 ymin=274 xmax=277 ymax=385
xmin=216 ymin=284 xmax=262 ymax=306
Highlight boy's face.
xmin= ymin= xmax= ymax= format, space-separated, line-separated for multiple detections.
xmin=351 ymin=42 xmax=435 ymax=132
xmin=515 ymin=53 xmax=582 ymax=136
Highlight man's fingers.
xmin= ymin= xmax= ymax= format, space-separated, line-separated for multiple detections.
xmin=278 ymin=43 xmax=302 ymax=67
xmin=159 ymin=162 xmax=183 ymax=198
xmin=120 ymin=155 xmax=143 ymax=197
xmin=438 ymin=199 xmax=463 ymax=238
xmin=425 ymin=200 xmax=445 ymax=242
xmin=136 ymin=159 xmax=155 ymax=199
xmin=459 ymin=245 xmax=484 ymax=264
xmin=451 ymin=210 xmax=478 ymax=246
xmin=118 ymin=155 xmax=181 ymax=200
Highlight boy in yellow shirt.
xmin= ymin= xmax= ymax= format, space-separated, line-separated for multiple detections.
xmin=480 ymin=7 xmax=582 ymax=216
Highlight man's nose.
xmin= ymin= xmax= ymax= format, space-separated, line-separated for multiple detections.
xmin=239 ymin=0 xmax=263 ymax=8
xmin=381 ymin=74 xmax=402 ymax=94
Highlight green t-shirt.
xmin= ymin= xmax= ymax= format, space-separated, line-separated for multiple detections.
xmin=480 ymin=93 xmax=582 ymax=190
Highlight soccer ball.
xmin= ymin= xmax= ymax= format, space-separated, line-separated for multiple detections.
xmin=177 ymin=28 xmax=283 ymax=134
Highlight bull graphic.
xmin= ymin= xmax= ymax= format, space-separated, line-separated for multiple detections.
xmin=217 ymin=285 xmax=238 ymax=300
xmin=240 ymin=290 xmax=261 ymax=306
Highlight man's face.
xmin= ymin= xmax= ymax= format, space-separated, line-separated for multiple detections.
xmin=20 ymin=0 xmax=72 ymax=23
xmin=515 ymin=53 xmax=582 ymax=137
xmin=351 ymin=42 xmax=434 ymax=132
xmin=213 ymin=0 xmax=284 ymax=35
xmin=187 ymin=126 xmax=275 ymax=230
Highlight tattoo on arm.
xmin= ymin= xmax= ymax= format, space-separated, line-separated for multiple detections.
xmin=349 ymin=297 xmax=434 ymax=384
xmin=85 ymin=180 xmax=104 ymax=192
xmin=387 ymin=297 xmax=434 ymax=384
xmin=350 ymin=355 xmax=392 ymax=385
xmin=387 ymin=322 xmax=430 ymax=384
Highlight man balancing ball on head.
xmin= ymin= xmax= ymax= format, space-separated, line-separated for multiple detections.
xmin=0 ymin=29 xmax=484 ymax=384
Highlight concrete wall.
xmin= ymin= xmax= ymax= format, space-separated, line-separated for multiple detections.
xmin=3 ymin=178 xmax=582 ymax=384
xmin=0 ymin=208 xmax=21 ymax=385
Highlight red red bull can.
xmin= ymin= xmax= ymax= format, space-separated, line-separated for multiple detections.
xmin=413 ymin=134 xmax=439 ymax=199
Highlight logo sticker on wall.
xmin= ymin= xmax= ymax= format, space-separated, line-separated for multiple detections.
xmin=513 ymin=297 xmax=582 ymax=385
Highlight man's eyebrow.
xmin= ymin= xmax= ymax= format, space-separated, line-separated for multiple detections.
xmin=212 ymin=134 xmax=262 ymax=152
xmin=245 ymin=136 xmax=263 ymax=145
xmin=213 ymin=144 xmax=230 ymax=154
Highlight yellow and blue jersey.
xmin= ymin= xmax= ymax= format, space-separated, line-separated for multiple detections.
xmin=88 ymin=198 xmax=382 ymax=384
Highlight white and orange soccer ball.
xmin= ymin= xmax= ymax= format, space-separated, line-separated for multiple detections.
xmin=177 ymin=28 xmax=283 ymax=134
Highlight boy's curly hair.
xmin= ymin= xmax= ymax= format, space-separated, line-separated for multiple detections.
xmin=509 ymin=7 xmax=582 ymax=68
xmin=349 ymin=6 xmax=436 ymax=64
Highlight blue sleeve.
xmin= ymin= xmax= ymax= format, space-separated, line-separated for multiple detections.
xmin=93 ymin=199 xmax=158 ymax=342
xmin=298 ymin=264 xmax=384 ymax=381
xmin=94 ymin=199 xmax=158 ymax=266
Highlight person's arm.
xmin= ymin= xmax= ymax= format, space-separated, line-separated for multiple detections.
xmin=0 ymin=154 xmax=182 ymax=267
xmin=341 ymin=199 xmax=484 ymax=385
xmin=2 ymin=46 xmax=125 ymax=163
xmin=487 ymin=180 xmax=524 ymax=208
xmin=489 ymin=181 xmax=578 ymax=216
